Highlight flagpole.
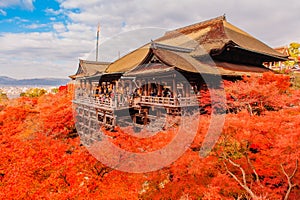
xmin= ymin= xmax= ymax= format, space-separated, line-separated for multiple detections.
xmin=96 ymin=23 xmax=100 ymax=61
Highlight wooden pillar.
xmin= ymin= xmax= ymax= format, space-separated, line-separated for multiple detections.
xmin=158 ymin=80 xmax=162 ymax=97
xmin=84 ymin=79 xmax=88 ymax=97
xmin=113 ymin=81 xmax=117 ymax=107
xmin=129 ymin=80 xmax=133 ymax=94
xmin=144 ymin=80 xmax=148 ymax=96
xmin=93 ymin=81 xmax=98 ymax=97
xmin=120 ymin=81 xmax=124 ymax=100
xmin=79 ymin=79 xmax=83 ymax=89
xmin=116 ymin=81 xmax=118 ymax=104
xmin=88 ymin=106 xmax=92 ymax=135
xmin=196 ymin=82 xmax=201 ymax=94
xmin=103 ymin=111 xmax=106 ymax=125
xmin=186 ymin=83 xmax=190 ymax=97
xmin=84 ymin=79 xmax=87 ymax=90
xmin=137 ymin=80 xmax=142 ymax=88
xmin=148 ymin=80 xmax=151 ymax=96
xmin=115 ymin=80 xmax=119 ymax=92
xmin=113 ymin=116 xmax=117 ymax=127
xmin=88 ymin=80 xmax=92 ymax=97
xmin=172 ymin=74 xmax=177 ymax=98
xmin=137 ymin=80 xmax=142 ymax=96
xmin=144 ymin=110 xmax=148 ymax=125
xmin=78 ymin=79 xmax=83 ymax=97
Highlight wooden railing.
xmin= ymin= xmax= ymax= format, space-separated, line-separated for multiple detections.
xmin=140 ymin=96 xmax=176 ymax=106
xmin=178 ymin=96 xmax=201 ymax=106
xmin=94 ymin=97 xmax=115 ymax=107
xmin=74 ymin=95 xmax=116 ymax=109
xmin=139 ymin=96 xmax=200 ymax=107
xmin=74 ymin=89 xmax=201 ymax=109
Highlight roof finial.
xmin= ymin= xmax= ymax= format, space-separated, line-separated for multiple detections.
xmin=151 ymin=40 xmax=157 ymax=49
xmin=223 ymin=13 xmax=226 ymax=21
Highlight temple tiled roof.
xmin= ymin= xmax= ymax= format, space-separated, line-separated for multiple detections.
xmin=70 ymin=59 xmax=111 ymax=79
xmin=102 ymin=16 xmax=287 ymax=75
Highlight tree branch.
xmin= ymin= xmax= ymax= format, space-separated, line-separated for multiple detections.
xmin=246 ymin=103 xmax=253 ymax=116
xmin=245 ymin=153 xmax=263 ymax=188
xmin=222 ymin=155 xmax=258 ymax=200
xmin=281 ymin=159 xmax=298 ymax=200
xmin=227 ymin=158 xmax=248 ymax=186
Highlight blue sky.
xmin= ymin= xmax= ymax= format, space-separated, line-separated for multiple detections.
xmin=0 ymin=0 xmax=299 ymax=79
xmin=1 ymin=1 xmax=59 ymax=32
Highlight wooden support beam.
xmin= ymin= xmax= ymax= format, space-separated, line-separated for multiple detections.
xmin=172 ymin=74 xmax=177 ymax=98
xmin=148 ymin=81 xmax=151 ymax=96
xmin=158 ymin=80 xmax=162 ymax=97
xmin=129 ymin=80 xmax=133 ymax=94
xmin=186 ymin=83 xmax=191 ymax=97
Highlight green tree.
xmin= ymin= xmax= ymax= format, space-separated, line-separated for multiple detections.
xmin=0 ymin=90 xmax=8 ymax=101
xmin=286 ymin=42 xmax=300 ymax=67
xmin=20 ymin=88 xmax=47 ymax=98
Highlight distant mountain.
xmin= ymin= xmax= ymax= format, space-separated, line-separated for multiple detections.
xmin=0 ymin=76 xmax=70 ymax=86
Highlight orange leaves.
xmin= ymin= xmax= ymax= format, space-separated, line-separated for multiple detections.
xmin=217 ymin=104 xmax=300 ymax=199
xmin=37 ymin=86 xmax=75 ymax=138
xmin=0 ymin=86 xmax=145 ymax=199
xmin=258 ymin=72 xmax=291 ymax=91
xmin=1 ymin=77 xmax=300 ymax=199
xmin=103 ymin=126 xmax=177 ymax=153
xmin=225 ymin=72 xmax=298 ymax=114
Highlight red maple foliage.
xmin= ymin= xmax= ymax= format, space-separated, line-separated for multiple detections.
xmin=0 ymin=73 xmax=299 ymax=199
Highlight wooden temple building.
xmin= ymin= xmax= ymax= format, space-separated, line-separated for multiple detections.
xmin=72 ymin=16 xmax=287 ymax=133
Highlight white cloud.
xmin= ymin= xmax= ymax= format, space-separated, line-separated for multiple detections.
xmin=0 ymin=17 xmax=29 ymax=24
xmin=59 ymin=0 xmax=101 ymax=9
xmin=44 ymin=8 xmax=65 ymax=16
xmin=57 ymin=0 xmax=300 ymax=46
xmin=0 ymin=0 xmax=20 ymax=8
xmin=23 ymin=23 xmax=47 ymax=29
xmin=21 ymin=0 xmax=35 ymax=10
xmin=0 ymin=0 xmax=35 ymax=11
xmin=0 ymin=9 xmax=6 ymax=16
xmin=1 ymin=0 xmax=300 ymax=78
xmin=53 ymin=22 xmax=67 ymax=33
xmin=0 ymin=31 xmax=93 ymax=78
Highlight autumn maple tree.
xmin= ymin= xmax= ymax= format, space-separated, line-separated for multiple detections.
xmin=0 ymin=72 xmax=299 ymax=199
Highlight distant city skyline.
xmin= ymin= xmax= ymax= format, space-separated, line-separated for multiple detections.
xmin=1 ymin=0 xmax=299 ymax=79
xmin=0 ymin=85 xmax=58 ymax=99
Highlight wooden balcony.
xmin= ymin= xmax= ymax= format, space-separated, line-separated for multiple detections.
xmin=73 ymin=95 xmax=116 ymax=111
xmin=139 ymin=96 xmax=200 ymax=108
